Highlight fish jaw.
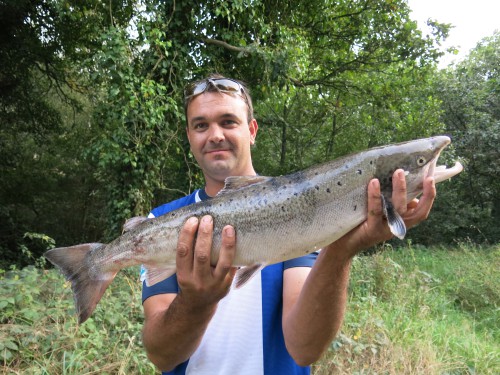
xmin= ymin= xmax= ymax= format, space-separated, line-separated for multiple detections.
xmin=432 ymin=162 xmax=463 ymax=184
xmin=423 ymin=137 xmax=463 ymax=183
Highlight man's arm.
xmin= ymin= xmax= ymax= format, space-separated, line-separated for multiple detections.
xmin=282 ymin=170 xmax=437 ymax=366
xmin=142 ymin=216 xmax=237 ymax=371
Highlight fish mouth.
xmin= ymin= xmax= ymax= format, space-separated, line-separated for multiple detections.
xmin=432 ymin=162 xmax=463 ymax=183
xmin=425 ymin=136 xmax=463 ymax=183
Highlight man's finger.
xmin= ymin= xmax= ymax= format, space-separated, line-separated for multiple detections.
xmin=193 ymin=215 xmax=214 ymax=280
xmin=392 ymin=169 xmax=407 ymax=214
xmin=214 ymin=225 xmax=237 ymax=282
xmin=405 ymin=176 xmax=436 ymax=226
xmin=176 ymin=217 xmax=198 ymax=277
xmin=366 ymin=178 xmax=383 ymax=221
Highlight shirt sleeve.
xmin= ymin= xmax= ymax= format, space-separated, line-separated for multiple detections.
xmin=142 ymin=274 xmax=179 ymax=304
xmin=283 ymin=252 xmax=318 ymax=269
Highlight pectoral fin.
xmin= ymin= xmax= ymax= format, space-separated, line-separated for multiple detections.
xmin=381 ymin=195 xmax=406 ymax=240
xmin=234 ymin=263 xmax=266 ymax=288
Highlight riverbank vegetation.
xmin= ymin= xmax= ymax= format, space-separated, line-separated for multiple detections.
xmin=1 ymin=244 xmax=498 ymax=374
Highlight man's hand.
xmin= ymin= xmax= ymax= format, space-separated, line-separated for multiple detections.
xmin=175 ymin=215 xmax=237 ymax=310
xmin=326 ymin=169 xmax=436 ymax=260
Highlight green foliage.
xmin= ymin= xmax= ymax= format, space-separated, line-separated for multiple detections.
xmin=411 ymin=32 xmax=500 ymax=245
xmin=1 ymin=246 xmax=498 ymax=373
xmin=0 ymin=266 xmax=154 ymax=373
xmin=0 ymin=0 xmax=496 ymax=265
xmin=314 ymin=244 xmax=499 ymax=374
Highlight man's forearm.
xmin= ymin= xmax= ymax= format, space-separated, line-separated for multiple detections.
xmin=142 ymin=294 xmax=217 ymax=371
xmin=282 ymin=242 xmax=354 ymax=366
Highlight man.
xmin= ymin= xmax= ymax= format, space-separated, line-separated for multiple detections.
xmin=141 ymin=75 xmax=436 ymax=374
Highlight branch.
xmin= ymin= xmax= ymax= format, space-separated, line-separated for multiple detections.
xmin=200 ymin=38 xmax=250 ymax=54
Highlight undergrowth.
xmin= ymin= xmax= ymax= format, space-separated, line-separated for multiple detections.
xmin=1 ymin=244 xmax=498 ymax=374
xmin=314 ymin=243 xmax=499 ymax=374
xmin=0 ymin=266 xmax=154 ymax=374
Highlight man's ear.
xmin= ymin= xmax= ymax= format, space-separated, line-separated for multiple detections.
xmin=249 ymin=119 xmax=258 ymax=145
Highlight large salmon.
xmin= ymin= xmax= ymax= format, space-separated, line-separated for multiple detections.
xmin=45 ymin=136 xmax=463 ymax=323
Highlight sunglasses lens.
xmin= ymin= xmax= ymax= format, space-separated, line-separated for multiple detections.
xmin=211 ymin=79 xmax=241 ymax=93
xmin=187 ymin=78 xmax=243 ymax=97
xmin=190 ymin=81 xmax=208 ymax=96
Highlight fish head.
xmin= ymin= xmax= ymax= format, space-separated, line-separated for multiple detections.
xmin=374 ymin=136 xmax=463 ymax=200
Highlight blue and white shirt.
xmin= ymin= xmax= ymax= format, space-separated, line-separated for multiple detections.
xmin=142 ymin=189 xmax=318 ymax=375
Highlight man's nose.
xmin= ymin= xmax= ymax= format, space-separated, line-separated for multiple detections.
xmin=208 ymin=124 xmax=225 ymax=143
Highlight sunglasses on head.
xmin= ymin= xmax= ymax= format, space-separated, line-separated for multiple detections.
xmin=185 ymin=78 xmax=246 ymax=99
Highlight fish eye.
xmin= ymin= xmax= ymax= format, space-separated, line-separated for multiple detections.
xmin=416 ymin=156 xmax=427 ymax=166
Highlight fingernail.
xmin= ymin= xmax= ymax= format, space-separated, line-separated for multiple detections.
xmin=225 ymin=226 xmax=235 ymax=237
xmin=202 ymin=215 xmax=213 ymax=223
xmin=188 ymin=217 xmax=198 ymax=225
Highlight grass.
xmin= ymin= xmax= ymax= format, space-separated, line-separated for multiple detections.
xmin=1 ymin=244 xmax=498 ymax=374
xmin=313 ymin=243 xmax=499 ymax=374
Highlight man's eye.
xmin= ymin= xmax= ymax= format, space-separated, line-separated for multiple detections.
xmin=193 ymin=123 xmax=208 ymax=130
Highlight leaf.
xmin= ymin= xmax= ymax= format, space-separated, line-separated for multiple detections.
xmin=4 ymin=340 xmax=19 ymax=351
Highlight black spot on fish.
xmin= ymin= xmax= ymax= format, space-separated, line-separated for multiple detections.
xmin=315 ymin=185 xmax=320 ymax=190
xmin=354 ymin=205 xmax=357 ymax=211
xmin=326 ymin=188 xmax=331 ymax=193
xmin=337 ymin=181 xmax=342 ymax=186
xmin=281 ymin=206 xmax=285 ymax=212
xmin=370 ymin=160 xmax=373 ymax=165
xmin=294 ymin=192 xmax=298 ymax=196
xmin=357 ymin=169 xmax=362 ymax=174
xmin=315 ymin=172 xmax=319 ymax=176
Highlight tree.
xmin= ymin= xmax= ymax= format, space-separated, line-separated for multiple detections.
xmin=411 ymin=32 xmax=500 ymax=244
xmin=1 ymin=0 xmax=457 ymax=266
xmin=0 ymin=0 xmax=136 ymax=266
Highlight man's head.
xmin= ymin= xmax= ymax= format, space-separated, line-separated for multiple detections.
xmin=184 ymin=74 xmax=258 ymax=194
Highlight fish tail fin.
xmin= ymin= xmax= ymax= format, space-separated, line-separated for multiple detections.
xmin=44 ymin=243 xmax=116 ymax=324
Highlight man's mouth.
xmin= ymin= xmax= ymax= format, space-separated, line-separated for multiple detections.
xmin=204 ymin=146 xmax=232 ymax=155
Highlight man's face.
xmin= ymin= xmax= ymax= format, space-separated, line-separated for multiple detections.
xmin=186 ymin=92 xmax=258 ymax=183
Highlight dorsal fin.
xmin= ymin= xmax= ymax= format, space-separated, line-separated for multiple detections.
xmin=217 ymin=175 xmax=272 ymax=196
xmin=122 ymin=216 xmax=149 ymax=233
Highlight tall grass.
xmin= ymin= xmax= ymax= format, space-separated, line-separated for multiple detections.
xmin=314 ymin=243 xmax=499 ymax=374
xmin=0 ymin=266 xmax=154 ymax=374
xmin=1 ymin=244 xmax=498 ymax=374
